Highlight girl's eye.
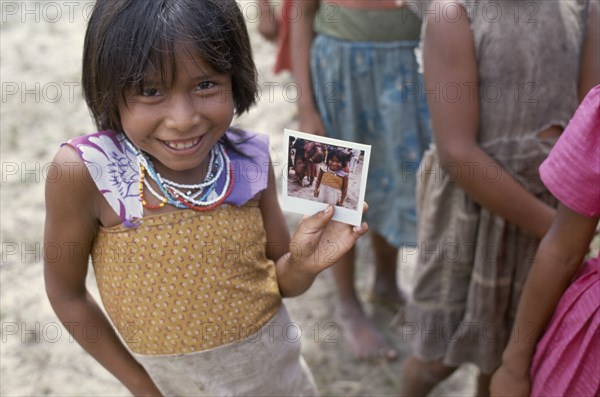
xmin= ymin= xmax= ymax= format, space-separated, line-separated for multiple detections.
xmin=142 ymin=87 xmax=161 ymax=97
xmin=197 ymin=81 xmax=216 ymax=90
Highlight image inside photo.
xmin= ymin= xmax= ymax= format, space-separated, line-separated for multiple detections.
xmin=281 ymin=129 xmax=371 ymax=226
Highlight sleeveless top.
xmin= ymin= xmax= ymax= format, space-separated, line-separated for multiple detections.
xmin=64 ymin=130 xmax=282 ymax=355
xmin=462 ymin=0 xmax=588 ymax=155
xmin=320 ymin=167 xmax=347 ymax=190
xmin=314 ymin=2 xmax=422 ymax=42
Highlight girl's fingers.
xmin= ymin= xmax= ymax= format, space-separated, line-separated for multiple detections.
xmin=297 ymin=205 xmax=335 ymax=233
xmin=353 ymin=221 xmax=368 ymax=236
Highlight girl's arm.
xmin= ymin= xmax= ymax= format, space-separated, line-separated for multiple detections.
xmin=44 ymin=146 xmax=162 ymax=396
xmin=490 ymin=205 xmax=599 ymax=397
xmin=260 ymin=161 xmax=367 ymax=297
xmin=290 ymin=0 xmax=326 ymax=136
xmin=314 ymin=168 xmax=323 ymax=197
xmin=422 ymin=1 xmax=554 ymax=239
xmin=260 ymin=159 xmax=292 ymax=262
xmin=338 ymin=175 xmax=348 ymax=205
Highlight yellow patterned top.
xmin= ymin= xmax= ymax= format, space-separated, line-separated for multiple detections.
xmin=91 ymin=202 xmax=282 ymax=355
xmin=322 ymin=170 xmax=344 ymax=190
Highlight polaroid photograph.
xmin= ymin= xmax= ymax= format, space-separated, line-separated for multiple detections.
xmin=282 ymin=128 xmax=371 ymax=226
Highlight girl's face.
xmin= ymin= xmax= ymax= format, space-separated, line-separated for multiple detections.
xmin=328 ymin=156 xmax=342 ymax=171
xmin=119 ymin=45 xmax=234 ymax=182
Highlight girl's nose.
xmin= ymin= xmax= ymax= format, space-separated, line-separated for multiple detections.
xmin=164 ymin=95 xmax=201 ymax=132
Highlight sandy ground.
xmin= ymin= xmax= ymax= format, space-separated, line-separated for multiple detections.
xmin=0 ymin=2 xmax=477 ymax=396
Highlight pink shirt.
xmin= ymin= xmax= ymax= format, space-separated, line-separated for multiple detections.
xmin=540 ymin=85 xmax=600 ymax=218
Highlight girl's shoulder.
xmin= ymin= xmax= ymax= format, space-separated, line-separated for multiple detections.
xmin=65 ymin=129 xmax=124 ymax=148
xmin=222 ymin=128 xmax=272 ymax=207
xmin=64 ymin=130 xmax=136 ymax=170
xmin=319 ymin=164 xmax=348 ymax=177
xmin=62 ymin=130 xmax=142 ymax=227
xmin=225 ymin=128 xmax=269 ymax=156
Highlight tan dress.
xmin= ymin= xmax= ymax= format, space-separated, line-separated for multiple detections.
xmin=317 ymin=166 xmax=346 ymax=206
xmin=92 ymin=204 xmax=317 ymax=396
xmin=408 ymin=0 xmax=590 ymax=373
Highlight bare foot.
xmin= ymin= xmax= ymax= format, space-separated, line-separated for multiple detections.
xmin=338 ymin=302 xmax=398 ymax=361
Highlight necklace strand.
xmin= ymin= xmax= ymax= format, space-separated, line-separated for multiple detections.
xmin=125 ymin=139 xmax=233 ymax=210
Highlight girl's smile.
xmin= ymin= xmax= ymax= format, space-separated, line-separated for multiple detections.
xmin=160 ymin=135 xmax=203 ymax=153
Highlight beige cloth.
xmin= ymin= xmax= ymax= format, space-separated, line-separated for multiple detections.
xmin=93 ymin=203 xmax=318 ymax=394
xmin=408 ymin=0 xmax=589 ymax=373
xmin=133 ymin=305 xmax=319 ymax=396
xmin=318 ymin=184 xmax=341 ymax=205
xmin=91 ymin=203 xmax=281 ymax=355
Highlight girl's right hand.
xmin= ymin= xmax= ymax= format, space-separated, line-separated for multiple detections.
xmin=275 ymin=203 xmax=368 ymax=297
xmin=314 ymin=188 xmax=319 ymax=197
xmin=289 ymin=203 xmax=368 ymax=274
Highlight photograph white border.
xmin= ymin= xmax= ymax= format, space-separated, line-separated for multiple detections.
xmin=281 ymin=128 xmax=371 ymax=226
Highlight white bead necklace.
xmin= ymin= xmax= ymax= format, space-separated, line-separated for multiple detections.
xmin=125 ymin=138 xmax=234 ymax=211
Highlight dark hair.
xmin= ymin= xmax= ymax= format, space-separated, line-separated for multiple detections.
xmin=82 ymin=0 xmax=258 ymax=132
xmin=328 ymin=149 xmax=349 ymax=167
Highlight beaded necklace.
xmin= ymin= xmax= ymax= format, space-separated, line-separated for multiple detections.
xmin=125 ymin=138 xmax=234 ymax=211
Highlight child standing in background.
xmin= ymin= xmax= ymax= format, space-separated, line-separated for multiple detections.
xmin=257 ymin=0 xmax=280 ymax=42
xmin=43 ymin=1 xmax=368 ymax=395
xmin=349 ymin=148 xmax=361 ymax=173
xmin=314 ymin=149 xmax=349 ymax=207
xmin=257 ymin=0 xmax=294 ymax=75
xmin=400 ymin=1 xmax=598 ymax=396
xmin=490 ymin=85 xmax=600 ymax=397
xmin=304 ymin=141 xmax=325 ymax=186
xmin=291 ymin=0 xmax=431 ymax=360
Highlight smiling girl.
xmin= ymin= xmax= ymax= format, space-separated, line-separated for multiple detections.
xmin=314 ymin=148 xmax=349 ymax=207
xmin=43 ymin=1 xmax=367 ymax=395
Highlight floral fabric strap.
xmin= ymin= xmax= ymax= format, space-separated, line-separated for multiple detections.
xmin=63 ymin=129 xmax=270 ymax=227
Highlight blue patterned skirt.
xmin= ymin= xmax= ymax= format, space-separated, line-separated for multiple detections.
xmin=310 ymin=34 xmax=432 ymax=246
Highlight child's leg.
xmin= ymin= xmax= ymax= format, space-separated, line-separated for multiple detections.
xmin=370 ymin=232 xmax=405 ymax=310
xmin=398 ymin=355 xmax=456 ymax=397
xmin=331 ymin=247 xmax=398 ymax=360
xmin=307 ymin=164 xmax=315 ymax=186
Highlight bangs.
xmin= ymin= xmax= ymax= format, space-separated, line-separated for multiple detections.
xmin=115 ymin=1 xmax=232 ymax=98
